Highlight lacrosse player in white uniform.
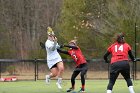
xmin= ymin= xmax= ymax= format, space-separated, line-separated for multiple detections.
xmin=45 ymin=27 xmax=64 ymax=89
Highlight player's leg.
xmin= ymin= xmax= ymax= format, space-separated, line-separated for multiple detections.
xmin=46 ymin=65 xmax=58 ymax=84
xmin=50 ymin=67 xmax=58 ymax=77
xmin=107 ymin=64 xmax=119 ymax=93
xmin=67 ymin=70 xmax=80 ymax=92
xmin=121 ymin=62 xmax=135 ymax=93
xmin=56 ymin=61 xmax=64 ymax=89
xmin=79 ymin=64 xmax=88 ymax=92
xmin=56 ymin=61 xmax=64 ymax=78
xmin=107 ymin=72 xmax=119 ymax=93
xmin=46 ymin=64 xmax=58 ymax=84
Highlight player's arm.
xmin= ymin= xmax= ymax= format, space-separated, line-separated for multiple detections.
xmin=103 ymin=51 xmax=110 ymax=63
xmin=128 ymin=50 xmax=135 ymax=62
xmin=51 ymin=37 xmax=58 ymax=51
xmin=51 ymin=43 xmax=57 ymax=51
xmin=57 ymin=49 xmax=70 ymax=55
xmin=62 ymin=45 xmax=78 ymax=49
xmin=46 ymin=37 xmax=58 ymax=51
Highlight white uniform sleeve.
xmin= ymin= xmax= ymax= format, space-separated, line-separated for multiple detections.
xmin=56 ymin=44 xmax=60 ymax=49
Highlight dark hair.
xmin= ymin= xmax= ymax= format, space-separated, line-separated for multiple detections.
xmin=116 ymin=33 xmax=125 ymax=43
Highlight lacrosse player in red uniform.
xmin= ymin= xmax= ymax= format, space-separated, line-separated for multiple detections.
xmin=58 ymin=40 xmax=88 ymax=92
xmin=104 ymin=33 xmax=136 ymax=93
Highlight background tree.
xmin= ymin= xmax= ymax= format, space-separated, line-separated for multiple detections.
xmin=0 ymin=0 xmax=62 ymax=59
xmin=0 ymin=0 xmax=140 ymax=59
xmin=56 ymin=0 xmax=140 ymax=59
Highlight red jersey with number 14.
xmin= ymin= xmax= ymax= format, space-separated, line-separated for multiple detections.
xmin=107 ymin=42 xmax=131 ymax=64
xmin=68 ymin=47 xmax=87 ymax=67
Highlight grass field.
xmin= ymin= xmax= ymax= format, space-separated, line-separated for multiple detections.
xmin=0 ymin=80 xmax=140 ymax=93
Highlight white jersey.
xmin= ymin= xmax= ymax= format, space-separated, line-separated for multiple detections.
xmin=45 ymin=40 xmax=62 ymax=69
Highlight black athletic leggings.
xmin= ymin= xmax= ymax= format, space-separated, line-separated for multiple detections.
xmin=71 ymin=63 xmax=88 ymax=87
xmin=107 ymin=61 xmax=133 ymax=90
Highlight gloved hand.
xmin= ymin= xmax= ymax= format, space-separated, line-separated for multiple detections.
xmin=105 ymin=59 xmax=109 ymax=63
xmin=60 ymin=44 xmax=65 ymax=48
xmin=133 ymin=58 xmax=137 ymax=62
xmin=40 ymin=42 xmax=45 ymax=49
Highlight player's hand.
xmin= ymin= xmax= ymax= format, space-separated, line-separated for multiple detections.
xmin=60 ymin=45 xmax=64 ymax=48
xmin=133 ymin=58 xmax=137 ymax=62
xmin=104 ymin=59 xmax=109 ymax=63
xmin=53 ymin=36 xmax=57 ymax=43
xmin=40 ymin=42 xmax=45 ymax=49
xmin=105 ymin=61 xmax=109 ymax=63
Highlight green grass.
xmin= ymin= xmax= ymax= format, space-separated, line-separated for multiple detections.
xmin=0 ymin=80 xmax=140 ymax=93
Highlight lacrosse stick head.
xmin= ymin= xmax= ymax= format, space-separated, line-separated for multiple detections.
xmin=47 ymin=27 xmax=55 ymax=36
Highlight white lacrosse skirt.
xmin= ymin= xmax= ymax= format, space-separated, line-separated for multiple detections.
xmin=47 ymin=57 xmax=63 ymax=69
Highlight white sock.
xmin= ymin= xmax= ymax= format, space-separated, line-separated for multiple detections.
xmin=46 ymin=75 xmax=50 ymax=78
xmin=128 ymin=86 xmax=135 ymax=93
xmin=46 ymin=73 xmax=52 ymax=79
xmin=46 ymin=75 xmax=50 ymax=83
xmin=57 ymin=78 xmax=62 ymax=84
xmin=107 ymin=90 xmax=112 ymax=93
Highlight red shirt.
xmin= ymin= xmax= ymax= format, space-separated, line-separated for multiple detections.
xmin=107 ymin=42 xmax=131 ymax=64
xmin=68 ymin=47 xmax=87 ymax=66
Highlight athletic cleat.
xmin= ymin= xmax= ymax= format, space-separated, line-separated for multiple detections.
xmin=56 ymin=82 xmax=62 ymax=89
xmin=78 ymin=88 xmax=86 ymax=93
xmin=66 ymin=87 xmax=74 ymax=92
xmin=46 ymin=75 xmax=50 ymax=84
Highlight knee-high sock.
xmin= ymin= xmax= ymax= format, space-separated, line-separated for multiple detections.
xmin=107 ymin=90 xmax=112 ymax=93
xmin=128 ymin=86 xmax=135 ymax=93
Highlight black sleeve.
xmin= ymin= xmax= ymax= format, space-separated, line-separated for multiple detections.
xmin=63 ymin=45 xmax=78 ymax=49
xmin=40 ymin=42 xmax=45 ymax=49
xmin=128 ymin=50 xmax=135 ymax=61
xmin=57 ymin=49 xmax=70 ymax=55
xmin=103 ymin=51 xmax=110 ymax=63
